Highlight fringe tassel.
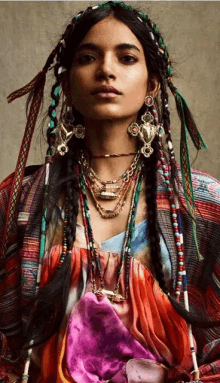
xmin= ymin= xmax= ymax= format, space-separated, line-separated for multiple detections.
xmin=174 ymin=89 xmax=206 ymax=261
xmin=7 ymin=70 xmax=46 ymax=103
xmin=174 ymin=90 xmax=208 ymax=151
xmin=0 ymin=72 xmax=46 ymax=261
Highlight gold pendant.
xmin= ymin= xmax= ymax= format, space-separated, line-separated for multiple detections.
xmin=94 ymin=289 xmax=126 ymax=302
xmin=98 ymin=191 xmax=118 ymax=200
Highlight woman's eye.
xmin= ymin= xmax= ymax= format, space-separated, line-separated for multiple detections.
xmin=120 ymin=55 xmax=137 ymax=64
xmin=77 ymin=54 xmax=137 ymax=65
xmin=78 ymin=54 xmax=95 ymax=64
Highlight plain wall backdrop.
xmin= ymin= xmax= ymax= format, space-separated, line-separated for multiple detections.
xmin=0 ymin=1 xmax=220 ymax=182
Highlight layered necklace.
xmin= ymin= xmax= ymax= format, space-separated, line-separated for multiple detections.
xmin=79 ymin=151 xmax=141 ymax=219
xmin=77 ymin=158 xmax=143 ymax=302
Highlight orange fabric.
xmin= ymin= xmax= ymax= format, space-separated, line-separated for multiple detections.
xmin=38 ymin=325 xmax=74 ymax=382
xmin=39 ymin=246 xmax=193 ymax=382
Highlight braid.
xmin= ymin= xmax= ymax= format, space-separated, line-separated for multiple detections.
xmin=23 ymin=146 xmax=81 ymax=348
xmin=145 ymin=140 xmax=168 ymax=294
xmin=144 ymin=140 xmax=220 ymax=328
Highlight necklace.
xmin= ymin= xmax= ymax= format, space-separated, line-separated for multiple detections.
xmin=92 ymin=152 xmax=137 ymax=159
xmin=79 ymin=152 xmax=141 ymax=216
xmin=85 ymin=170 xmax=139 ymax=219
xmin=77 ymin=164 xmax=143 ymax=302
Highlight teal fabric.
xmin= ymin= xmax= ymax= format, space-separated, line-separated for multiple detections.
xmin=100 ymin=219 xmax=172 ymax=282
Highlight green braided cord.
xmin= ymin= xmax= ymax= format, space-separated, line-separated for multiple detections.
xmin=177 ymin=91 xmax=203 ymax=260
xmin=152 ymin=24 xmax=159 ymax=34
xmin=39 ymin=208 xmax=47 ymax=261
xmin=46 ymin=148 xmax=52 ymax=156
xmin=50 ymin=85 xmax=60 ymax=130
xmin=175 ymin=90 xmax=208 ymax=151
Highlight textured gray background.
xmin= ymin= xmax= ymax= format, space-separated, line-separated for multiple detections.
xmin=1 ymin=1 xmax=220 ymax=182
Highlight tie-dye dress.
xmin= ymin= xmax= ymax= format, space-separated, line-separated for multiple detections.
xmin=38 ymin=220 xmax=193 ymax=382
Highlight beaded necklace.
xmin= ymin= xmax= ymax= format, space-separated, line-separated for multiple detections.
xmin=77 ymin=163 xmax=143 ymax=302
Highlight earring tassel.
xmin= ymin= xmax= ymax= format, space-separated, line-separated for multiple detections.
xmin=174 ymin=90 xmax=206 ymax=261
xmin=174 ymin=89 xmax=208 ymax=151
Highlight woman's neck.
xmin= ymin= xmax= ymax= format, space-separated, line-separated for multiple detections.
xmin=83 ymin=117 xmax=138 ymax=181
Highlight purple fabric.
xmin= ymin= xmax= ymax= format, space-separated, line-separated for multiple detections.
xmin=67 ymin=292 xmax=159 ymax=383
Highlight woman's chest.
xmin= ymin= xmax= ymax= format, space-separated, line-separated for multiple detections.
xmin=77 ymin=181 xmax=147 ymax=244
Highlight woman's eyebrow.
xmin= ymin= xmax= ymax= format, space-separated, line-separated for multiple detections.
xmin=75 ymin=42 xmax=141 ymax=53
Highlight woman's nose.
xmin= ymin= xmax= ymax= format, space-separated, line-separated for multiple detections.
xmin=95 ymin=55 xmax=116 ymax=80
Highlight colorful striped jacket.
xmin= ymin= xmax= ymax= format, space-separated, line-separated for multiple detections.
xmin=0 ymin=164 xmax=219 ymax=382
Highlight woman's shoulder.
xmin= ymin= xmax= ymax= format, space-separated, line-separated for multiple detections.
xmin=158 ymin=165 xmax=219 ymax=203
xmin=157 ymin=165 xmax=220 ymax=224
xmin=190 ymin=168 xmax=219 ymax=205
xmin=0 ymin=164 xmax=45 ymax=222
xmin=0 ymin=165 xmax=44 ymax=192
xmin=179 ymin=168 xmax=220 ymax=225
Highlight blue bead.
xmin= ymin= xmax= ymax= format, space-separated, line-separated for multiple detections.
xmin=178 ymin=252 xmax=183 ymax=256
xmin=172 ymin=213 xmax=177 ymax=218
xmin=174 ymin=232 xmax=179 ymax=236
xmin=176 ymin=242 xmax=181 ymax=246
xmin=179 ymin=262 xmax=184 ymax=266
xmin=173 ymin=223 xmax=178 ymax=226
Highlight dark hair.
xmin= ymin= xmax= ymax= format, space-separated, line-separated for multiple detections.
xmin=24 ymin=1 xmax=219 ymax=348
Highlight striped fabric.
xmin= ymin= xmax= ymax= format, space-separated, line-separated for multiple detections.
xmin=0 ymin=163 xmax=219 ymax=382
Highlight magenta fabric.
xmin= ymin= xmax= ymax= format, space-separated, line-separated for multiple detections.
xmin=67 ymin=292 xmax=160 ymax=383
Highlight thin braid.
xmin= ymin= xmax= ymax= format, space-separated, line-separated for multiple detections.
xmin=144 ymin=141 xmax=168 ymax=294
xmin=160 ymin=80 xmax=170 ymax=133
xmin=66 ymin=147 xmax=79 ymax=251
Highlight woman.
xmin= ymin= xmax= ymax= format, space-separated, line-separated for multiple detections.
xmin=0 ymin=2 xmax=220 ymax=382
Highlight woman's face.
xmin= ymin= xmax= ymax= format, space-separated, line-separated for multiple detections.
xmin=68 ymin=16 xmax=153 ymax=122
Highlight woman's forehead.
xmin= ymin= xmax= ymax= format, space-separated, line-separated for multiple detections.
xmin=78 ymin=17 xmax=144 ymax=53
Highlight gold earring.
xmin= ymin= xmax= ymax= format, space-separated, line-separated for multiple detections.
xmin=127 ymin=96 xmax=162 ymax=158
xmin=54 ymin=106 xmax=85 ymax=156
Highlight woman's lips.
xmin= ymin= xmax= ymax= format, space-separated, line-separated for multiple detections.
xmin=94 ymin=92 xmax=119 ymax=98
